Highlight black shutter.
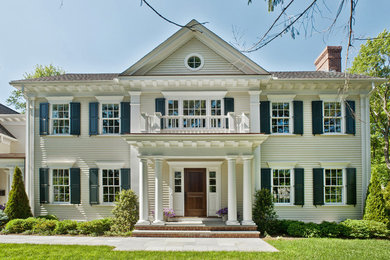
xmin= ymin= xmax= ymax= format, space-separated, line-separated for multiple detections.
xmin=39 ymin=168 xmax=49 ymax=204
xmin=293 ymin=101 xmax=303 ymax=135
xmin=261 ymin=168 xmax=271 ymax=191
xmin=346 ymin=168 xmax=357 ymax=205
xmin=345 ymin=100 xmax=356 ymax=135
xmin=89 ymin=102 xmax=99 ymax=135
xmin=312 ymin=101 xmax=323 ymax=135
xmin=70 ymin=168 xmax=81 ymax=204
xmin=223 ymin=97 xmax=234 ymax=128
xmin=313 ymin=168 xmax=324 ymax=205
xmin=89 ymin=168 xmax=99 ymax=204
xmin=120 ymin=168 xmax=131 ymax=190
xmin=155 ymin=98 xmax=166 ymax=129
xmin=294 ymin=168 xmax=305 ymax=205
xmin=39 ymin=103 xmax=49 ymax=135
xmin=260 ymin=101 xmax=270 ymax=134
xmin=70 ymin=102 xmax=81 ymax=135
xmin=120 ymin=102 xmax=131 ymax=134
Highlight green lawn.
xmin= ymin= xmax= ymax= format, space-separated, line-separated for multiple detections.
xmin=0 ymin=238 xmax=389 ymax=259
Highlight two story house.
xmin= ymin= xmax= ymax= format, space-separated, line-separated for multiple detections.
xmin=10 ymin=20 xmax=380 ymax=228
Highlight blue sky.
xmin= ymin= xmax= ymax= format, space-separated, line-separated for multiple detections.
xmin=0 ymin=0 xmax=389 ymax=108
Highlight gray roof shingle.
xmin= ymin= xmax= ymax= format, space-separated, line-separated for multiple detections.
xmin=10 ymin=73 xmax=119 ymax=83
xmin=0 ymin=124 xmax=16 ymax=139
xmin=0 ymin=104 xmax=19 ymax=114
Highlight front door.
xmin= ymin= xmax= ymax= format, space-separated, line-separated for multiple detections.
xmin=184 ymin=168 xmax=206 ymax=217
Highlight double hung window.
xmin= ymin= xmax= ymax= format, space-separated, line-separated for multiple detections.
xmin=102 ymin=169 xmax=120 ymax=203
xmin=52 ymin=104 xmax=70 ymax=134
xmin=272 ymin=169 xmax=291 ymax=204
xmin=102 ymin=104 xmax=120 ymax=134
xmin=52 ymin=169 xmax=70 ymax=203
xmin=271 ymin=102 xmax=290 ymax=134
xmin=323 ymin=102 xmax=342 ymax=133
xmin=324 ymin=169 xmax=343 ymax=204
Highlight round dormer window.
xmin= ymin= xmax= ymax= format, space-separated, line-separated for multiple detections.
xmin=185 ymin=53 xmax=204 ymax=71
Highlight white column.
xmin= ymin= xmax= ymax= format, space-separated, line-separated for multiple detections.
xmin=226 ymin=157 xmax=240 ymax=225
xmin=249 ymin=91 xmax=261 ymax=133
xmin=137 ymin=158 xmax=150 ymax=225
xmin=253 ymin=145 xmax=261 ymax=191
xmin=242 ymin=156 xmax=255 ymax=225
xmin=153 ymin=158 xmax=165 ymax=225
xmin=25 ymin=96 xmax=35 ymax=215
xmin=129 ymin=91 xmax=141 ymax=133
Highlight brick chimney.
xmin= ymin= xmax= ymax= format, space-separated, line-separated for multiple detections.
xmin=314 ymin=46 xmax=342 ymax=72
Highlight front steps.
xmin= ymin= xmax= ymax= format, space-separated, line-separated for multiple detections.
xmin=132 ymin=220 xmax=260 ymax=238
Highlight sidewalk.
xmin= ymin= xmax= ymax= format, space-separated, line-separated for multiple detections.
xmin=0 ymin=235 xmax=278 ymax=252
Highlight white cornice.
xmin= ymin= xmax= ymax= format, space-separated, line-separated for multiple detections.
xmin=46 ymin=96 xmax=74 ymax=103
xmin=95 ymin=96 xmax=124 ymax=103
xmin=95 ymin=161 xmax=126 ymax=169
xmin=319 ymin=161 xmax=351 ymax=168
xmin=267 ymin=161 xmax=297 ymax=169
xmin=266 ymin=94 xmax=296 ymax=102
xmin=161 ymin=91 xmax=227 ymax=98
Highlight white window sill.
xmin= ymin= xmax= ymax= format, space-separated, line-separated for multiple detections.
xmin=96 ymin=134 xmax=121 ymax=137
xmin=322 ymin=203 xmax=350 ymax=207
xmin=93 ymin=203 xmax=115 ymax=207
xmin=274 ymin=203 xmax=296 ymax=207
xmin=270 ymin=133 xmax=297 ymax=136
xmin=45 ymin=134 xmax=75 ymax=138
xmin=46 ymin=203 xmax=73 ymax=206
xmin=320 ymin=133 xmax=350 ymax=136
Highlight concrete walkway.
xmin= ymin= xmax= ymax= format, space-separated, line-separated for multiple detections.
xmin=0 ymin=235 xmax=278 ymax=252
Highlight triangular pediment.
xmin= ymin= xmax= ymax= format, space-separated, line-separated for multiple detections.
xmin=120 ymin=20 xmax=269 ymax=76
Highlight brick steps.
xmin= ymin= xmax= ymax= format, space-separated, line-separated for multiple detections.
xmin=135 ymin=225 xmax=258 ymax=231
xmin=132 ymin=230 xmax=260 ymax=238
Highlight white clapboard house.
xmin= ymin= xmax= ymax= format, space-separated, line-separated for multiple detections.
xmin=10 ymin=20 xmax=382 ymax=237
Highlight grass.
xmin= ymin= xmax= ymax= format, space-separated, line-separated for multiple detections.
xmin=0 ymin=238 xmax=389 ymax=259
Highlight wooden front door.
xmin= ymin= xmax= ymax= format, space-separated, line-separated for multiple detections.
xmin=184 ymin=168 xmax=207 ymax=217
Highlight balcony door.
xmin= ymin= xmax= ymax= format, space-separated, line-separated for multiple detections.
xmin=184 ymin=168 xmax=207 ymax=217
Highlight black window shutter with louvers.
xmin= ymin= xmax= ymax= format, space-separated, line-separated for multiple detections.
xmin=294 ymin=168 xmax=305 ymax=205
xmin=39 ymin=103 xmax=49 ymax=135
xmin=89 ymin=102 xmax=99 ymax=135
xmin=120 ymin=102 xmax=131 ymax=134
xmin=261 ymin=168 xmax=272 ymax=192
xmin=155 ymin=98 xmax=166 ymax=129
xmin=120 ymin=168 xmax=131 ymax=190
xmin=70 ymin=168 xmax=81 ymax=204
xmin=346 ymin=168 xmax=357 ymax=205
xmin=293 ymin=101 xmax=303 ymax=135
xmin=260 ymin=101 xmax=270 ymax=134
xmin=89 ymin=168 xmax=99 ymax=204
xmin=312 ymin=101 xmax=323 ymax=135
xmin=70 ymin=102 xmax=81 ymax=135
xmin=39 ymin=168 xmax=49 ymax=204
xmin=224 ymin=97 xmax=234 ymax=128
xmin=313 ymin=168 xmax=324 ymax=205
xmin=345 ymin=100 xmax=356 ymax=135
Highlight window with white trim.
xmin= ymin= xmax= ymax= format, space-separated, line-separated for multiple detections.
xmin=52 ymin=104 xmax=70 ymax=134
xmin=185 ymin=54 xmax=204 ymax=71
xmin=323 ymin=102 xmax=342 ymax=133
xmin=209 ymin=171 xmax=217 ymax=193
xmin=174 ymin=171 xmax=182 ymax=193
xmin=271 ymin=102 xmax=290 ymax=134
xmin=102 ymin=104 xmax=120 ymax=134
xmin=102 ymin=169 xmax=120 ymax=203
xmin=167 ymin=100 xmax=179 ymax=128
xmin=52 ymin=169 xmax=70 ymax=203
xmin=210 ymin=100 xmax=222 ymax=128
xmin=324 ymin=169 xmax=343 ymax=204
xmin=183 ymin=100 xmax=206 ymax=128
xmin=272 ymin=169 xmax=291 ymax=203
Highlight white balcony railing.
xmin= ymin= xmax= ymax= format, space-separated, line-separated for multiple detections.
xmin=141 ymin=112 xmax=250 ymax=133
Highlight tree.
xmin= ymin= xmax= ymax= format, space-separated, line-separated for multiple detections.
xmin=111 ymin=189 xmax=139 ymax=233
xmin=363 ymin=169 xmax=388 ymax=225
xmin=4 ymin=167 xmax=33 ymax=220
xmin=252 ymin=189 xmax=277 ymax=234
xmin=383 ymin=181 xmax=390 ymax=222
xmin=350 ymin=30 xmax=390 ymax=172
xmin=6 ymin=64 xmax=65 ymax=113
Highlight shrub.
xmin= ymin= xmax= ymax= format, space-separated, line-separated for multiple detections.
xmin=5 ymin=218 xmax=39 ymax=233
xmin=36 ymin=215 xmax=58 ymax=221
xmin=319 ymin=221 xmax=345 ymax=238
xmin=383 ymin=181 xmax=390 ymax=225
xmin=0 ymin=209 xmax=8 ymax=227
xmin=78 ymin=218 xmax=112 ymax=236
xmin=32 ymin=220 xmax=58 ymax=234
xmin=54 ymin=220 xmax=78 ymax=235
xmin=111 ymin=190 xmax=138 ymax=233
xmin=287 ymin=221 xmax=322 ymax=238
xmin=253 ymin=189 xmax=277 ymax=235
xmin=4 ymin=167 xmax=33 ymax=220
xmin=364 ymin=169 xmax=388 ymax=225
xmin=341 ymin=219 xmax=389 ymax=238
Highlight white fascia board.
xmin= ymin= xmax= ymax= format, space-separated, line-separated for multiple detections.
xmin=267 ymin=161 xmax=297 ymax=169
xmin=319 ymin=161 xmax=351 ymax=168
xmin=161 ymin=91 xmax=227 ymax=98
xmin=45 ymin=159 xmax=76 ymax=168
xmin=266 ymin=94 xmax=296 ymax=102
xmin=319 ymin=94 xmax=349 ymax=101
xmin=95 ymin=161 xmax=126 ymax=169
xmin=46 ymin=96 xmax=74 ymax=104
xmin=95 ymin=96 xmax=124 ymax=103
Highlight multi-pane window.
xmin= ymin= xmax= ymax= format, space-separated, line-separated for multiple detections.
xmin=167 ymin=100 xmax=179 ymax=128
xmin=174 ymin=171 xmax=182 ymax=192
xmin=183 ymin=100 xmax=206 ymax=128
xmin=102 ymin=104 xmax=120 ymax=134
xmin=324 ymin=169 xmax=343 ymax=204
xmin=209 ymin=171 xmax=217 ymax=193
xmin=53 ymin=169 xmax=70 ymax=203
xmin=102 ymin=169 xmax=120 ymax=203
xmin=187 ymin=56 xmax=202 ymax=69
xmin=272 ymin=169 xmax=291 ymax=203
xmin=210 ymin=100 xmax=222 ymax=128
xmin=52 ymin=104 xmax=70 ymax=134
xmin=271 ymin=102 xmax=290 ymax=133
xmin=323 ymin=102 xmax=342 ymax=133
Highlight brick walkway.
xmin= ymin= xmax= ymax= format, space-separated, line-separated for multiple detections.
xmin=0 ymin=235 xmax=278 ymax=252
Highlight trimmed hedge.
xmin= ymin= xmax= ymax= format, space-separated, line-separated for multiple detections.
xmin=77 ymin=218 xmax=112 ymax=236
xmin=341 ymin=219 xmax=389 ymax=238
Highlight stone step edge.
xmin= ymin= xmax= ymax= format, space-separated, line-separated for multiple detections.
xmin=133 ymin=230 xmax=260 ymax=234
xmin=135 ymin=226 xmax=258 ymax=231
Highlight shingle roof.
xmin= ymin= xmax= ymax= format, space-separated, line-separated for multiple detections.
xmin=270 ymin=71 xmax=379 ymax=79
xmin=0 ymin=104 xmax=19 ymax=114
xmin=10 ymin=71 xmax=381 ymax=83
xmin=0 ymin=124 xmax=16 ymax=139
xmin=10 ymin=73 xmax=119 ymax=83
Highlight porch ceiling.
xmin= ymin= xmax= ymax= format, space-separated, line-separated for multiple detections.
xmin=123 ymin=133 xmax=268 ymax=149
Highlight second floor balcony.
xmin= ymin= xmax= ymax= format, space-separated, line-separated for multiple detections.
xmin=141 ymin=113 xmax=250 ymax=133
